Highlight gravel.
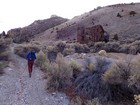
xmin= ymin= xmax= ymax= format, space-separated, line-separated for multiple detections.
xmin=0 ymin=54 xmax=69 ymax=105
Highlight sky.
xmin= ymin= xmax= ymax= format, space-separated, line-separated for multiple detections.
xmin=0 ymin=0 xmax=139 ymax=33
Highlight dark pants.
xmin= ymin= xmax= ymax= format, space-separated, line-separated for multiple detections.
xmin=28 ymin=61 xmax=34 ymax=74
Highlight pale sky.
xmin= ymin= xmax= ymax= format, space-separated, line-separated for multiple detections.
xmin=0 ymin=0 xmax=139 ymax=33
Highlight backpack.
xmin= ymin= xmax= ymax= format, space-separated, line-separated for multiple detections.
xmin=29 ymin=52 xmax=34 ymax=60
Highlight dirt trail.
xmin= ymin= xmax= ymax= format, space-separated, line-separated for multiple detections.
xmin=0 ymin=44 xmax=69 ymax=105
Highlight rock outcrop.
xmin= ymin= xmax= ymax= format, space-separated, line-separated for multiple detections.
xmin=0 ymin=31 xmax=6 ymax=37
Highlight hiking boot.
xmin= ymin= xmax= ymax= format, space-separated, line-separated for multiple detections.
xmin=29 ymin=73 xmax=31 ymax=77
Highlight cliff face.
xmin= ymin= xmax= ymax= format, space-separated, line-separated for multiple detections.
xmin=7 ymin=16 xmax=68 ymax=43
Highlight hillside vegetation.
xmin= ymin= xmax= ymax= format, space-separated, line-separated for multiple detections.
xmin=3 ymin=2 xmax=140 ymax=105
xmin=0 ymin=38 xmax=11 ymax=75
xmin=32 ymin=3 xmax=140 ymax=45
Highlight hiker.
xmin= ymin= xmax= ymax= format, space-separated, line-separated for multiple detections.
xmin=103 ymin=31 xmax=109 ymax=43
xmin=26 ymin=49 xmax=36 ymax=77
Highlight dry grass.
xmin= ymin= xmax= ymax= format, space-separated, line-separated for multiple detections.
xmin=0 ymin=61 xmax=8 ymax=75
xmin=70 ymin=96 xmax=101 ymax=105
xmin=134 ymin=94 xmax=140 ymax=105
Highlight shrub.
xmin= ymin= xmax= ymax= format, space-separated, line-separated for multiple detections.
xmin=129 ymin=41 xmax=140 ymax=54
xmin=117 ymin=13 xmax=122 ymax=18
xmin=63 ymin=48 xmax=75 ymax=56
xmin=82 ymin=58 xmax=95 ymax=71
xmin=106 ymin=42 xmax=120 ymax=52
xmin=92 ymin=42 xmax=106 ymax=53
xmin=134 ymin=94 xmax=140 ymax=105
xmin=56 ymin=41 xmax=66 ymax=53
xmin=70 ymin=60 xmax=81 ymax=71
xmin=74 ymin=43 xmax=90 ymax=53
xmin=14 ymin=45 xmax=26 ymax=58
xmin=0 ymin=39 xmax=11 ymax=61
xmin=75 ymin=56 xmax=137 ymax=103
xmin=129 ymin=11 xmax=137 ymax=16
xmin=0 ymin=61 xmax=8 ymax=75
xmin=85 ymin=98 xmax=101 ymax=105
xmin=103 ymin=60 xmax=132 ymax=84
xmin=35 ymin=50 xmax=48 ymax=70
xmin=74 ymin=57 xmax=112 ymax=103
xmin=103 ymin=59 xmax=135 ymax=101
xmin=46 ymin=53 xmax=73 ymax=91
xmin=112 ymin=34 xmax=119 ymax=41
xmin=96 ymin=6 xmax=102 ymax=10
xmin=70 ymin=60 xmax=82 ymax=79
xmin=0 ymin=38 xmax=11 ymax=75
xmin=14 ymin=43 xmax=40 ymax=58
xmin=129 ymin=69 xmax=140 ymax=93
xmin=128 ymin=55 xmax=140 ymax=92
xmin=46 ymin=45 xmax=58 ymax=62
xmin=119 ymin=44 xmax=129 ymax=54
xmin=0 ymin=39 xmax=10 ymax=52
xmin=119 ymin=41 xmax=140 ymax=54
xmin=70 ymin=96 xmax=83 ymax=105
xmin=0 ymin=51 xmax=10 ymax=61
xmin=30 ymin=40 xmax=40 ymax=45
xmin=71 ymin=96 xmax=101 ymax=105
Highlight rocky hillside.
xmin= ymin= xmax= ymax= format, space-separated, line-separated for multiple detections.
xmin=7 ymin=16 xmax=68 ymax=43
xmin=7 ymin=3 xmax=140 ymax=44
xmin=32 ymin=3 xmax=140 ymax=44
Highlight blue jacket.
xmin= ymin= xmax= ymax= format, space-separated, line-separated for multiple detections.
xmin=26 ymin=51 xmax=36 ymax=61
